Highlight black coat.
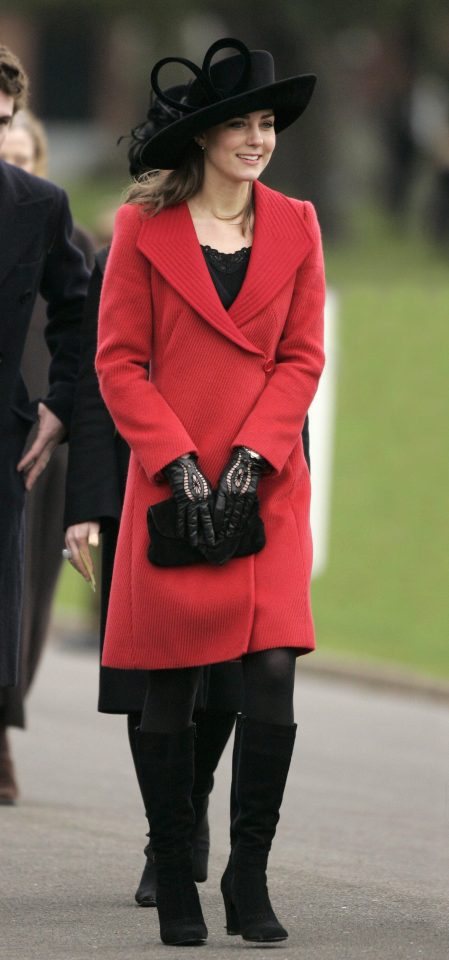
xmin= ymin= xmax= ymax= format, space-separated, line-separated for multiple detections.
xmin=0 ymin=227 xmax=95 ymax=728
xmin=0 ymin=161 xmax=88 ymax=688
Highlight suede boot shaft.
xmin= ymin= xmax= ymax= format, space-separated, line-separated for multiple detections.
xmin=136 ymin=725 xmax=207 ymax=945
xmin=221 ymin=717 xmax=297 ymax=943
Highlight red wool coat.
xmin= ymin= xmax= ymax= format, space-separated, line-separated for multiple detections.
xmin=96 ymin=179 xmax=325 ymax=670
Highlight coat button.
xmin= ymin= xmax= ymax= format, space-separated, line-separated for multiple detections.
xmin=263 ymin=358 xmax=275 ymax=374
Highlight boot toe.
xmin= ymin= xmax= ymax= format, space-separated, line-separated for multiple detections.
xmin=160 ymin=920 xmax=208 ymax=945
xmin=135 ymin=890 xmax=157 ymax=907
xmin=242 ymin=920 xmax=288 ymax=942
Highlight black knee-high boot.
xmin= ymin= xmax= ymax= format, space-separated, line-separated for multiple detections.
xmin=221 ymin=717 xmax=297 ymax=943
xmin=137 ymin=726 xmax=208 ymax=946
xmin=130 ymin=710 xmax=236 ymax=902
xmin=190 ymin=709 xmax=236 ymax=882
xmin=127 ymin=715 xmax=157 ymax=907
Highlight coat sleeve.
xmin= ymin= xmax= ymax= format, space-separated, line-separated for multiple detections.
xmin=64 ymin=256 xmax=125 ymax=530
xmin=95 ymin=204 xmax=198 ymax=481
xmin=233 ymin=201 xmax=325 ymax=474
xmin=39 ymin=187 xmax=89 ymax=430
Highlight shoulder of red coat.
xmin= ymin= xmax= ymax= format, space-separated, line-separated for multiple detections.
xmin=254 ymin=181 xmax=320 ymax=244
xmin=112 ymin=201 xmax=153 ymax=239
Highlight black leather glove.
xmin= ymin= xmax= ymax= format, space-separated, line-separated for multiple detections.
xmin=163 ymin=455 xmax=215 ymax=549
xmin=214 ymin=447 xmax=267 ymax=541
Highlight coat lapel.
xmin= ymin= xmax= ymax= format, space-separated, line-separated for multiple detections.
xmin=137 ymin=201 xmax=263 ymax=356
xmin=229 ymin=180 xmax=313 ymax=327
xmin=136 ymin=180 xmax=313 ymax=355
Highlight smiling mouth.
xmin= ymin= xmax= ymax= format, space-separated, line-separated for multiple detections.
xmin=237 ymin=154 xmax=262 ymax=161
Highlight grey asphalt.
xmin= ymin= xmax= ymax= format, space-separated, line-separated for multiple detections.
xmin=1 ymin=641 xmax=447 ymax=960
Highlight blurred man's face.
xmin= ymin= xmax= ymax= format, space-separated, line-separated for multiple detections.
xmin=0 ymin=91 xmax=14 ymax=150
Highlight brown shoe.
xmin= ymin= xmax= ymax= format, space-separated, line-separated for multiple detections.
xmin=0 ymin=727 xmax=19 ymax=804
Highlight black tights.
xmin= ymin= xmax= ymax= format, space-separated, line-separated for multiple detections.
xmin=241 ymin=648 xmax=296 ymax=725
xmin=140 ymin=648 xmax=297 ymax=733
xmin=141 ymin=666 xmax=202 ymax=733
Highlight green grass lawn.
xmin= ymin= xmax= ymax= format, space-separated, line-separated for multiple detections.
xmin=313 ymin=207 xmax=449 ymax=679
xmin=66 ymin=175 xmax=126 ymax=236
xmin=56 ymin=187 xmax=449 ymax=680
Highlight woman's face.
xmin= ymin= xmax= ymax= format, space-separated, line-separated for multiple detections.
xmin=0 ymin=125 xmax=35 ymax=173
xmin=198 ymin=109 xmax=276 ymax=184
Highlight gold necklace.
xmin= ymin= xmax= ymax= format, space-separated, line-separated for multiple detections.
xmin=210 ymin=204 xmax=247 ymax=223
xmin=203 ymin=183 xmax=252 ymax=223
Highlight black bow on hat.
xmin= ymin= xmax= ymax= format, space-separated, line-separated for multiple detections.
xmin=137 ymin=37 xmax=316 ymax=170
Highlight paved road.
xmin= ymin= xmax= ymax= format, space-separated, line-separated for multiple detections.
xmin=1 ymin=642 xmax=447 ymax=960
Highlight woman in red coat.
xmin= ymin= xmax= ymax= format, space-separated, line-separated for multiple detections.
xmin=95 ymin=39 xmax=325 ymax=947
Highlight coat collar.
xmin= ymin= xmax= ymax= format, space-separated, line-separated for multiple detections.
xmin=137 ymin=180 xmax=313 ymax=356
xmin=0 ymin=160 xmax=53 ymax=288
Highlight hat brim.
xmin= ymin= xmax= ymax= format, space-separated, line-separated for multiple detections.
xmin=140 ymin=74 xmax=316 ymax=170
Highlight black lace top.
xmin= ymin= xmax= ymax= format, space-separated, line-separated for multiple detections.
xmin=201 ymin=245 xmax=251 ymax=309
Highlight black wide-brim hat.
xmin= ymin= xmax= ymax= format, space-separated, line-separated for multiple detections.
xmin=140 ymin=37 xmax=316 ymax=170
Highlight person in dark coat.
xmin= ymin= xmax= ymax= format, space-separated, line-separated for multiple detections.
xmin=0 ymin=47 xmax=88 ymax=693
xmin=0 ymin=106 xmax=95 ymax=803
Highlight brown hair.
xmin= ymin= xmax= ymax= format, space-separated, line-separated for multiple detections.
xmin=10 ymin=109 xmax=48 ymax=177
xmin=0 ymin=45 xmax=29 ymax=113
xmin=125 ymin=141 xmax=254 ymax=237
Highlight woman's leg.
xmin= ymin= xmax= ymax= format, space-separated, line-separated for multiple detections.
xmin=190 ymin=708 xmax=236 ymax=881
xmin=136 ymin=667 xmax=207 ymax=945
xmin=222 ymin=648 xmax=298 ymax=943
xmin=140 ymin=666 xmax=201 ymax=733
xmin=241 ymin=647 xmax=296 ymax=725
xmin=130 ymin=673 xmax=236 ymax=903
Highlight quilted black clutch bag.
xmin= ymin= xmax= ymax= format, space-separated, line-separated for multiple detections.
xmin=147 ymin=497 xmax=265 ymax=567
